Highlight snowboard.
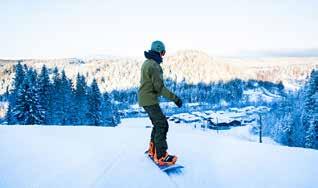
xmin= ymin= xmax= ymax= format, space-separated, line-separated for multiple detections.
xmin=145 ymin=151 xmax=184 ymax=173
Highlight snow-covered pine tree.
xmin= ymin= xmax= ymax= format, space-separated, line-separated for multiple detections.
xmin=60 ymin=70 xmax=74 ymax=125
xmin=87 ymin=78 xmax=102 ymax=126
xmin=302 ymin=70 xmax=318 ymax=132
xmin=13 ymin=61 xmax=25 ymax=95
xmin=7 ymin=62 xmax=25 ymax=124
xmin=50 ymin=67 xmax=63 ymax=125
xmin=305 ymin=114 xmax=318 ymax=149
xmin=302 ymin=70 xmax=318 ymax=148
xmin=23 ymin=64 xmax=28 ymax=73
xmin=305 ymin=92 xmax=318 ymax=149
xmin=68 ymin=85 xmax=78 ymax=125
xmin=287 ymin=91 xmax=306 ymax=147
xmin=286 ymin=92 xmax=304 ymax=147
xmin=74 ymin=73 xmax=88 ymax=125
xmin=13 ymin=68 xmax=45 ymax=125
xmin=266 ymin=95 xmax=292 ymax=145
xmin=279 ymin=112 xmax=294 ymax=146
xmin=28 ymin=68 xmax=38 ymax=85
xmin=37 ymin=65 xmax=52 ymax=124
xmin=101 ymin=92 xmax=114 ymax=126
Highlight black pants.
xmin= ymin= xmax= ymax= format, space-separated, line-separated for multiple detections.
xmin=143 ymin=104 xmax=169 ymax=158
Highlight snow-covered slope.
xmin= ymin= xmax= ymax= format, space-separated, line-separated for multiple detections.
xmin=0 ymin=118 xmax=317 ymax=188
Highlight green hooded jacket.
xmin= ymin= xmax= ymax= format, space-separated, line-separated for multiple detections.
xmin=138 ymin=59 xmax=178 ymax=107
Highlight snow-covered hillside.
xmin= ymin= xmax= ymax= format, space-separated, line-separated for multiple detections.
xmin=1 ymin=50 xmax=318 ymax=94
xmin=1 ymin=118 xmax=317 ymax=188
xmin=243 ymin=87 xmax=282 ymax=103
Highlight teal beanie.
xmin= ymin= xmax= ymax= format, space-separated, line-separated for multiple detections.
xmin=151 ymin=40 xmax=165 ymax=53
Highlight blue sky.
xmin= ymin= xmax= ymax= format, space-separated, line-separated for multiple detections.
xmin=1 ymin=0 xmax=317 ymax=59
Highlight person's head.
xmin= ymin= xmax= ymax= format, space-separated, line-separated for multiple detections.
xmin=151 ymin=40 xmax=166 ymax=57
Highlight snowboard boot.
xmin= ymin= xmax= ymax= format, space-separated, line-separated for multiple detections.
xmin=154 ymin=152 xmax=178 ymax=166
xmin=146 ymin=141 xmax=155 ymax=158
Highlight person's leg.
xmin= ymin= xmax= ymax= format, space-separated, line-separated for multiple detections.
xmin=143 ymin=106 xmax=157 ymax=157
xmin=149 ymin=117 xmax=156 ymax=142
xmin=143 ymin=104 xmax=168 ymax=159
xmin=143 ymin=107 xmax=156 ymax=142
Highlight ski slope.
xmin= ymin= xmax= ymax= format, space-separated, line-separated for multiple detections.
xmin=0 ymin=118 xmax=318 ymax=188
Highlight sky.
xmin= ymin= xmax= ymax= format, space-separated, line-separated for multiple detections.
xmin=0 ymin=0 xmax=318 ymax=59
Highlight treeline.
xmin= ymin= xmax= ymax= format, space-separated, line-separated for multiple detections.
xmin=263 ymin=70 xmax=318 ymax=149
xmin=110 ymin=78 xmax=284 ymax=108
xmin=4 ymin=62 xmax=120 ymax=126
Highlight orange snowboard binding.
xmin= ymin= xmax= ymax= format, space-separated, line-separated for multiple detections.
xmin=154 ymin=151 xmax=178 ymax=166
xmin=146 ymin=141 xmax=178 ymax=166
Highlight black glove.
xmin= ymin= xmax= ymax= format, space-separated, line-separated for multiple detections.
xmin=175 ymin=97 xmax=183 ymax=108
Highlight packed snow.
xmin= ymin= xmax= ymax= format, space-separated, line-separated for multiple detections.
xmin=1 ymin=118 xmax=318 ymax=188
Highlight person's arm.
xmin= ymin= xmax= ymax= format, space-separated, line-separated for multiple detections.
xmin=150 ymin=66 xmax=178 ymax=102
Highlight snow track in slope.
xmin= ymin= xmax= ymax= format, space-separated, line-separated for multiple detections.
xmin=92 ymin=143 xmax=177 ymax=188
xmin=90 ymin=145 xmax=127 ymax=188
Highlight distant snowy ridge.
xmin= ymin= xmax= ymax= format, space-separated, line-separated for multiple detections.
xmin=0 ymin=50 xmax=317 ymax=94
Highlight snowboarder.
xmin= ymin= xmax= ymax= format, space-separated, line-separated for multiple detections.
xmin=138 ymin=40 xmax=182 ymax=166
